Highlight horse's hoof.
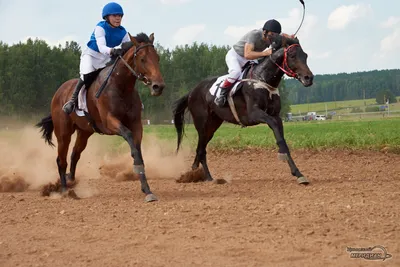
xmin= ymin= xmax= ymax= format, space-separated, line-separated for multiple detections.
xmin=297 ymin=176 xmax=309 ymax=185
xmin=145 ymin=194 xmax=158 ymax=202
xmin=68 ymin=189 xmax=80 ymax=199
xmin=61 ymin=187 xmax=68 ymax=194
xmin=278 ymin=153 xmax=289 ymax=161
xmin=66 ymin=173 xmax=75 ymax=182
xmin=191 ymin=164 xmax=200 ymax=171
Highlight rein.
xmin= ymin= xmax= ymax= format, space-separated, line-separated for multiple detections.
xmin=95 ymin=43 xmax=154 ymax=98
xmin=119 ymin=43 xmax=153 ymax=85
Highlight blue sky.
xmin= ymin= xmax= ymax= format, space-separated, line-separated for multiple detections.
xmin=0 ymin=0 xmax=399 ymax=74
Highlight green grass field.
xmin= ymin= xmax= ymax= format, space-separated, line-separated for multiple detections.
xmin=1 ymin=116 xmax=399 ymax=154
xmin=290 ymin=97 xmax=400 ymax=115
xmin=138 ymin=117 xmax=400 ymax=153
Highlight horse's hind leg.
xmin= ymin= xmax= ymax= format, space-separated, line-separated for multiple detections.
xmin=54 ymin=125 xmax=74 ymax=192
xmin=68 ymin=130 xmax=93 ymax=181
xmin=192 ymin=113 xmax=223 ymax=181
xmin=51 ymin=106 xmax=75 ymax=192
xmin=275 ymin=116 xmax=309 ymax=184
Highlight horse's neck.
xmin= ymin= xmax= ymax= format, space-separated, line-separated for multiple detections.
xmin=112 ymin=58 xmax=138 ymax=89
xmin=251 ymin=54 xmax=284 ymax=87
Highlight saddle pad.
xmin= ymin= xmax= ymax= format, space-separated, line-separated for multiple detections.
xmin=75 ymin=86 xmax=88 ymax=117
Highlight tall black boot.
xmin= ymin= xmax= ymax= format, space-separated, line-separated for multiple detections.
xmin=214 ymin=81 xmax=234 ymax=107
xmin=62 ymin=78 xmax=85 ymax=114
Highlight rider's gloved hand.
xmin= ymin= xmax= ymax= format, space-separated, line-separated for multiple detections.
xmin=271 ymin=35 xmax=283 ymax=52
xmin=271 ymin=41 xmax=281 ymax=52
xmin=111 ymin=48 xmax=124 ymax=57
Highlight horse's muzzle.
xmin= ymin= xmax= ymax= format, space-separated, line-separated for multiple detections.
xmin=299 ymin=74 xmax=314 ymax=87
xmin=150 ymin=82 xmax=165 ymax=96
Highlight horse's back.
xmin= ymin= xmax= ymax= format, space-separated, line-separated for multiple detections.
xmin=191 ymin=76 xmax=218 ymax=97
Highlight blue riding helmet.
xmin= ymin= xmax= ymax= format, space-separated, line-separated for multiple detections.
xmin=102 ymin=2 xmax=124 ymax=19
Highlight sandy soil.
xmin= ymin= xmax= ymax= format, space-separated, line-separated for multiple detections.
xmin=0 ymin=126 xmax=399 ymax=267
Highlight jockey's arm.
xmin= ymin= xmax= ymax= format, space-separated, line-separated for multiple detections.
xmin=121 ymin=33 xmax=130 ymax=43
xmin=94 ymin=26 xmax=113 ymax=55
xmin=244 ymin=43 xmax=271 ymax=60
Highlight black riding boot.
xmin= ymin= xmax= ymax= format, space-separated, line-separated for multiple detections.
xmin=62 ymin=78 xmax=85 ymax=114
xmin=214 ymin=83 xmax=234 ymax=107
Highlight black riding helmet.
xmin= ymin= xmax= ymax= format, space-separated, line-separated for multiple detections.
xmin=263 ymin=19 xmax=282 ymax=34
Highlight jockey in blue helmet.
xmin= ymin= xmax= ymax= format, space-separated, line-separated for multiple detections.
xmin=63 ymin=2 xmax=131 ymax=114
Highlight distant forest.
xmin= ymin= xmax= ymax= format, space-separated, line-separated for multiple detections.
xmin=0 ymin=38 xmax=398 ymax=121
xmin=286 ymin=69 xmax=400 ymax=104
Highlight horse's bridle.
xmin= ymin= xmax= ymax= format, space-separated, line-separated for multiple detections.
xmin=119 ymin=43 xmax=154 ymax=85
xmin=273 ymin=44 xmax=300 ymax=79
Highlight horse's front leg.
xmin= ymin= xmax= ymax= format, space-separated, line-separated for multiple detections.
xmin=247 ymin=109 xmax=309 ymax=185
xmin=105 ymin=114 xmax=157 ymax=202
xmin=129 ymin=120 xmax=158 ymax=202
xmin=248 ymin=108 xmax=289 ymax=153
xmin=273 ymin=115 xmax=309 ymax=184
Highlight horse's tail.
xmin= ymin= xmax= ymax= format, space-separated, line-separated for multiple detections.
xmin=35 ymin=114 xmax=55 ymax=147
xmin=173 ymin=92 xmax=190 ymax=152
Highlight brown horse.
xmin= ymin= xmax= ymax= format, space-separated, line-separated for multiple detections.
xmin=36 ymin=33 xmax=165 ymax=202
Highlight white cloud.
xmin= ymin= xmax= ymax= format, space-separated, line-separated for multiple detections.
xmin=160 ymin=0 xmax=191 ymax=4
xmin=328 ymin=4 xmax=372 ymax=30
xmin=371 ymin=28 xmax=400 ymax=71
xmin=277 ymin=8 xmax=318 ymax=39
xmin=380 ymin=28 xmax=400 ymax=54
xmin=172 ymin=24 xmax=205 ymax=45
xmin=223 ymin=24 xmax=261 ymax=39
xmin=381 ymin=16 xmax=400 ymax=28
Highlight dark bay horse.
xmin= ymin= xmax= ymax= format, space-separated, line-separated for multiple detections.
xmin=36 ymin=33 xmax=165 ymax=202
xmin=173 ymin=37 xmax=314 ymax=184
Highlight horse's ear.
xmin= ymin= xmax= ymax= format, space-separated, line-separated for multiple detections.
xmin=149 ymin=33 xmax=155 ymax=44
xmin=128 ymin=32 xmax=139 ymax=47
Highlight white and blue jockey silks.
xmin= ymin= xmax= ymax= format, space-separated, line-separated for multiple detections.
xmin=87 ymin=21 xmax=129 ymax=55
xmin=87 ymin=21 xmax=130 ymax=55
xmin=79 ymin=21 xmax=130 ymax=80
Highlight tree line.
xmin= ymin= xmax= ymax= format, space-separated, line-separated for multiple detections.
xmin=285 ymin=69 xmax=400 ymax=105
xmin=0 ymin=38 xmax=290 ymax=121
xmin=0 ymin=38 xmax=397 ymax=122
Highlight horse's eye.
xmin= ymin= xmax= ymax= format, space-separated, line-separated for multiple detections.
xmin=141 ymin=58 xmax=145 ymax=63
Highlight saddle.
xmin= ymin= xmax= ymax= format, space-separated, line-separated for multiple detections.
xmin=209 ymin=61 xmax=258 ymax=98
xmin=75 ymin=68 xmax=105 ymax=134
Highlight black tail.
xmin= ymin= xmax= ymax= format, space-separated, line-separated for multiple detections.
xmin=173 ymin=93 xmax=190 ymax=152
xmin=35 ymin=115 xmax=55 ymax=147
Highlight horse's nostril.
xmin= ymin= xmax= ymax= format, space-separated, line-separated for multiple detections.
xmin=304 ymin=75 xmax=310 ymax=81
xmin=152 ymin=84 xmax=159 ymax=91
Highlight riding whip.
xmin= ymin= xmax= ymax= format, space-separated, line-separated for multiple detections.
xmin=293 ymin=0 xmax=306 ymax=37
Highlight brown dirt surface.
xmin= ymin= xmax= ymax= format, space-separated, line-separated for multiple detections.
xmin=0 ymin=127 xmax=399 ymax=267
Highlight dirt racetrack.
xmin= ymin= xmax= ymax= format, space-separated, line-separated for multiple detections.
xmin=0 ymin=127 xmax=399 ymax=267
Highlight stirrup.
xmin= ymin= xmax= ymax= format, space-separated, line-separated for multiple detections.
xmin=214 ymin=96 xmax=226 ymax=107
xmin=62 ymin=100 xmax=76 ymax=114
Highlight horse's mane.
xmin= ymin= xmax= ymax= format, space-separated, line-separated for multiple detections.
xmin=285 ymin=37 xmax=300 ymax=46
xmin=134 ymin=32 xmax=151 ymax=44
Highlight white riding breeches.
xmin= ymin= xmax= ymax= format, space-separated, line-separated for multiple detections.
xmin=79 ymin=48 xmax=111 ymax=80
xmin=225 ymin=48 xmax=257 ymax=83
